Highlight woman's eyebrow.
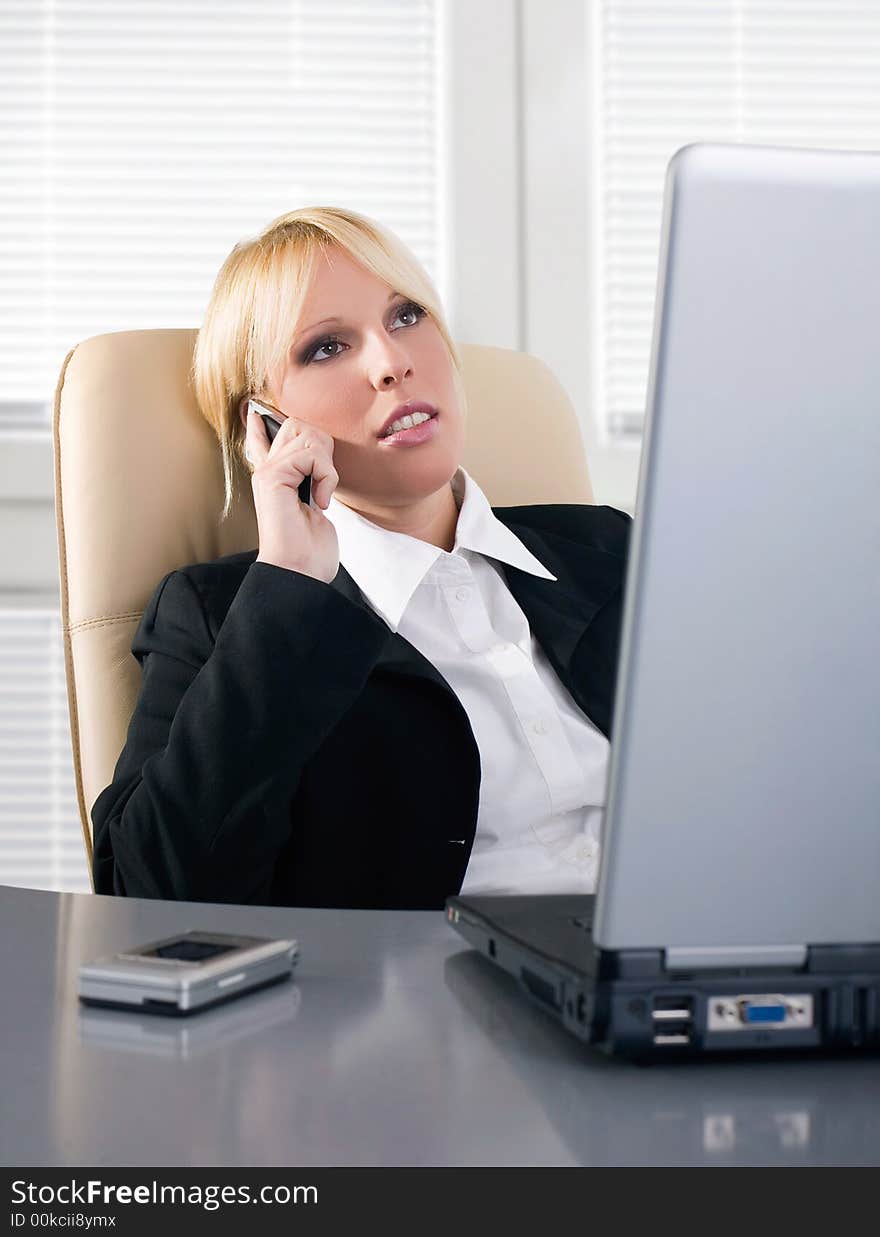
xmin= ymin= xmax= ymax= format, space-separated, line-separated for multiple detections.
xmin=295 ymin=289 xmax=400 ymax=340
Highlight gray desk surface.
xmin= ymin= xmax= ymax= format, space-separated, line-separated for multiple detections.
xmin=2 ymin=883 xmax=878 ymax=1167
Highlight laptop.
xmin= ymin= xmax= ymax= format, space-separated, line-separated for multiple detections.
xmin=447 ymin=142 xmax=880 ymax=1060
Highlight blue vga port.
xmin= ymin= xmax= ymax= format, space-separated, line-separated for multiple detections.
xmin=741 ymin=999 xmax=788 ymax=1024
xmin=708 ymin=994 xmax=813 ymax=1032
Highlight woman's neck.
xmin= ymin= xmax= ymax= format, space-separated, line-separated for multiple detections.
xmin=335 ymin=482 xmax=460 ymax=552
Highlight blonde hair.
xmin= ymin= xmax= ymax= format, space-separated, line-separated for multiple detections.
xmin=191 ymin=205 xmax=466 ymax=522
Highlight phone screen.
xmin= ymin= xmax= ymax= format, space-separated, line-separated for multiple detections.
xmin=144 ymin=939 xmax=238 ymax=963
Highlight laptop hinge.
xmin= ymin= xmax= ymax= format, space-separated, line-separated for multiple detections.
xmin=664 ymin=944 xmax=807 ymax=971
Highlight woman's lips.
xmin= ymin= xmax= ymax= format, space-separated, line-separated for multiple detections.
xmin=377 ymin=413 xmax=440 ymax=446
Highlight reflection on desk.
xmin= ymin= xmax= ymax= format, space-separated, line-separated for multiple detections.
xmin=77 ymin=980 xmax=302 ymax=1061
xmin=1 ymin=883 xmax=878 ymax=1167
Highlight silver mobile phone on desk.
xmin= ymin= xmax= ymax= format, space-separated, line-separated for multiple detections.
xmin=78 ymin=930 xmax=299 ymax=1016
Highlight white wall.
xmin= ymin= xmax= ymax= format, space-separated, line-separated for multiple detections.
xmin=443 ymin=0 xmax=639 ymax=515
xmin=520 ymin=0 xmax=640 ymax=514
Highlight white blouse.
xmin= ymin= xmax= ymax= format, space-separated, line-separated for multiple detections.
xmin=323 ymin=466 xmax=610 ymax=895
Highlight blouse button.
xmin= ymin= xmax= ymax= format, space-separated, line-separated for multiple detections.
xmin=531 ymin=717 xmax=549 ymax=735
xmin=455 ymin=586 xmax=471 ymax=602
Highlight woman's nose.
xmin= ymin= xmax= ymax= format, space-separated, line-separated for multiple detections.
xmin=379 ymin=364 xmax=411 ymax=387
xmin=368 ymin=336 xmax=413 ymax=388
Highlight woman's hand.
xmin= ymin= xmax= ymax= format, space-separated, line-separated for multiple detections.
xmin=243 ymin=404 xmax=340 ymax=584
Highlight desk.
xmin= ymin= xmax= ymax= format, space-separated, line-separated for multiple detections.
xmin=1 ymin=883 xmax=878 ymax=1167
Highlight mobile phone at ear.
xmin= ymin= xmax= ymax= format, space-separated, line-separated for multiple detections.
xmin=247 ymin=398 xmax=312 ymax=506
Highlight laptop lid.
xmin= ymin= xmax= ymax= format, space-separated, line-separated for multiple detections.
xmin=594 ymin=142 xmax=880 ymax=966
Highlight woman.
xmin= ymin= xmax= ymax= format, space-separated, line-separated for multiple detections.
xmin=91 ymin=206 xmax=632 ymax=909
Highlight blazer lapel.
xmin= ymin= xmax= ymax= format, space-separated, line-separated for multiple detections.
xmin=495 ymin=517 xmax=624 ymax=737
xmin=328 ymin=564 xmax=465 ymax=711
xmin=326 ymin=510 xmax=624 ymax=737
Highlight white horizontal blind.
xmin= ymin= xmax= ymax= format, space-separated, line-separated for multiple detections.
xmin=0 ymin=610 xmax=89 ymax=892
xmin=0 ymin=0 xmax=444 ymax=892
xmin=597 ymin=0 xmax=880 ymax=440
xmin=0 ymin=0 xmax=443 ymax=427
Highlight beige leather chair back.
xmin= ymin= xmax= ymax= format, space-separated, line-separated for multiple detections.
xmin=53 ymin=329 xmax=594 ymax=886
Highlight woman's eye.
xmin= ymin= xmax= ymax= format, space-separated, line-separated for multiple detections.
xmin=393 ymin=301 xmax=426 ymax=328
xmin=303 ymin=301 xmax=426 ymax=364
xmin=308 ymin=337 xmax=344 ymax=363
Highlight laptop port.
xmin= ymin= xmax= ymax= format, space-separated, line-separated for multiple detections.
xmin=707 ymin=994 xmax=813 ymax=1032
xmin=520 ymin=967 xmax=562 ymax=1012
xmin=653 ymin=1022 xmax=693 ymax=1045
xmin=652 ymin=994 xmax=694 ymax=1045
xmin=741 ymin=999 xmax=786 ymax=1025
xmin=652 ymin=994 xmax=694 ymax=1022
xmin=859 ymin=987 xmax=878 ymax=1043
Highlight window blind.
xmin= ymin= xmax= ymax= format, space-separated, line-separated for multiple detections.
xmin=0 ymin=0 xmax=443 ymax=426
xmin=0 ymin=610 xmax=90 ymax=892
xmin=0 ymin=0 xmax=443 ymax=893
xmin=597 ymin=0 xmax=880 ymax=440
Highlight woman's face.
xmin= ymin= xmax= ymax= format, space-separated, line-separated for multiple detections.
xmin=250 ymin=245 xmax=465 ymax=509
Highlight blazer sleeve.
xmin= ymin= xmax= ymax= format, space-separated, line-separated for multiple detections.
xmin=90 ymin=561 xmax=391 ymax=904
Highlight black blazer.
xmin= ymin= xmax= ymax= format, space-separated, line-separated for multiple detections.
xmin=92 ymin=502 xmax=632 ymax=910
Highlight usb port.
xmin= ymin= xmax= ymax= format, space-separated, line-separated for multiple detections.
xmin=654 ymin=1023 xmax=692 ymax=1046
xmin=652 ymin=994 xmax=694 ymax=1022
xmin=652 ymin=994 xmax=694 ymax=1045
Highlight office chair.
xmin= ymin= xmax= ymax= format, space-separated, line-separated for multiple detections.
xmin=52 ymin=329 xmax=594 ymax=889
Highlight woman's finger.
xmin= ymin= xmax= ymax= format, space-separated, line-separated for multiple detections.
xmin=266 ymin=444 xmax=338 ymax=508
xmin=274 ymin=415 xmax=334 ymax=455
xmin=245 ymin=408 xmax=271 ymax=467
